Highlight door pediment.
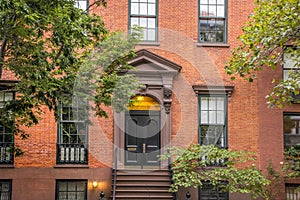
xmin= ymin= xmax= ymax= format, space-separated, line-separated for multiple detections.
xmin=128 ymin=49 xmax=181 ymax=88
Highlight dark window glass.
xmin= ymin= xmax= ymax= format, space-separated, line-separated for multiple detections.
xmin=57 ymin=96 xmax=88 ymax=164
xmin=0 ymin=91 xmax=14 ymax=164
xmin=284 ymin=114 xmax=300 ymax=148
xmin=129 ymin=0 xmax=157 ymax=42
xmin=199 ymin=0 xmax=226 ymax=43
xmin=0 ymin=180 xmax=12 ymax=200
xmin=56 ymin=180 xmax=87 ymax=200
xmin=199 ymin=182 xmax=228 ymax=200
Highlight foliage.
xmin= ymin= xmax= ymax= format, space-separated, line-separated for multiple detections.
xmin=0 ymin=1 xmax=141 ymax=148
xmin=225 ymin=0 xmax=300 ymax=108
xmin=161 ymin=144 xmax=270 ymax=199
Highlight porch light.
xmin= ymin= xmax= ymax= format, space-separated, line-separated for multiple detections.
xmin=92 ymin=181 xmax=98 ymax=188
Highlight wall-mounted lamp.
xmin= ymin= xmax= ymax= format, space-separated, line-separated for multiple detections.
xmin=92 ymin=181 xmax=98 ymax=188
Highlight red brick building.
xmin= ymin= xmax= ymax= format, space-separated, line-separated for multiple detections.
xmin=0 ymin=0 xmax=299 ymax=200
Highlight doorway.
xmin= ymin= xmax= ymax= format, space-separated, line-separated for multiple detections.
xmin=124 ymin=96 xmax=161 ymax=168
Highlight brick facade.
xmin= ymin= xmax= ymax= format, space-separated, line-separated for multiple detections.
xmin=0 ymin=0 xmax=295 ymax=200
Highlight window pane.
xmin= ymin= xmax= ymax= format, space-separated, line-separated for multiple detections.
xmin=209 ymin=111 xmax=216 ymax=123
xmin=4 ymin=93 xmax=13 ymax=101
xmin=131 ymin=3 xmax=139 ymax=14
xmin=131 ymin=18 xmax=139 ymax=26
xmin=148 ymin=18 xmax=156 ymax=28
xmin=147 ymin=29 xmax=156 ymax=41
xmin=148 ymin=0 xmax=156 ymax=2
xmin=201 ymin=97 xmax=209 ymax=110
xmin=209 ymin=0 xmax=216 ymax=3
xmin=148 ymin=4 xmax=156 ymax=15
xmin=200 ymin=5 xmax=209 ymax=16
xmin=209 ymin=98 xmax=216 ymax=110
xmin=209 ymin=5 xmax=217 ymax=16
xmin=201 ymin=111 xmax=208 ymax=124
xmin=140 ymin=18 xmax=147 ymax=27
xmin=217 ymin=111 xmax=224 ymax=124
xmin=216 ymin=98 xmax=224 ymax=110
xmin=217 ymin=5 xmax=225 ymax=17
xmin=139 ymin=3 xmax=147 ymax=15
xmin=58 ymin=182 xmax=67 ymax=191
xmin=217 ymin=0 xmax=225 ymax=3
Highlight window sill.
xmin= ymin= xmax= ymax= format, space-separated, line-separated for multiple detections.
xmin=0 ymin=164 xmax=14 ymax=168
xmin=54 ymin=164 xmax=89 ymax=168
xmin=138 ymin=42 xmax=160 ymax=46
xmin=197 ymin=43 xmax=230 ymax=48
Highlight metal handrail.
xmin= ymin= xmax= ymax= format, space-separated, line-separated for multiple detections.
xmin=112 ymin=146 xmax=118 ymax=200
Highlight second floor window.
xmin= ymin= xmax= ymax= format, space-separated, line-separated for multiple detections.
xmin=74 ymin=0 xmax=88 ymax=11
xmin=129 ymin=0 xmax=157 ymax=42
xmin=0 ymin=91 xmax=14 ymax=165
xmin=283 ymin=47 xmax=300 ymax=81
xmin=199 ymin=0 xmax=227 ymax=43
xmin=198 ymin=95 xmax=227 ymax=148
xmin=57 ymin=96 xmax=88 ymax=164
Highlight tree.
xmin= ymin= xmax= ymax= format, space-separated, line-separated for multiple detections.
xmin=225 ymin=0 xmax=300 ymax=108
xmin=0 ymin=0 xmax=140 ymax=146
xmin=161 ymin=144 xmax=271 ymax=200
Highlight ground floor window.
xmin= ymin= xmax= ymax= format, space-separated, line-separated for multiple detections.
xmin=286 ymin=183 xmax=300 ymax=200
xmin=0 ymin=180 xmax=12 ymax=200
xmin=56 ymin=180 xmax=87 ymax=200
xmin=199 ymin=182 xmax=229 ymax=200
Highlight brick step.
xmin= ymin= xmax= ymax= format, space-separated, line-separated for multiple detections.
xmin=116 ymin=176 xmax=170 ymax=181
xmin=115 ymin=170 xmax=170 ymax=176
xmin=116 ymin=181 xmax=170 ymax=187
xmin=114 ymin=194 xmax=174 ymax=199
xmin=116 ymin=188 xmax=170 ymax=193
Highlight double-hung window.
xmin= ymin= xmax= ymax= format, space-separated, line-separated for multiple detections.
xmin=56 ymin=180 xmax=87 ymax=200
xmin=199 ymin=0 xmax=227 ymax=43
xmin=129 ymin=0 xmax=158 ymax=42
xmin=74 ymin=0 xmax=88 ymax=11
xmin=198 ymin=95 xmax=227 ymax=148
xmin=286 ymin=183 xmax=300 ymax=200
xmin=57 ymin=96 xmax=88 ymax=164
xmin=0 ymin=180 xmax=12 ymax=200
xmin=0 ymin=91 xmax=14 ymax=165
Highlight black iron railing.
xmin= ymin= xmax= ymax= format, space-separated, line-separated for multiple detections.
xmin=57 ymin=144 xmax=87 ymax=164
xmin=0 ymin=143 xmax=13 ymax=164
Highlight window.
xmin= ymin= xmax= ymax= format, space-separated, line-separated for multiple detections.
xmin=283 ymin=47 xmax=300 ymax=81
xmin=74 ymin=0 xmax=88 ymax=11
xmin=199 ymin=182 xmax=229 ymax=200
xmin=286 ymin=183 xmax=300 ymax=200
xmin=57 ymin=96 xmax=88 ymax=164
xmin=0 ymin=180 xmax=12 ymax=200
xmin=56 ymin=180 xmax=87 ymax=200
xmin=198 ymin=95 xmax=227 ymax=148
xmin=0 ymin=91 xmax=14 ymax=165
xmin=284 ymin=113 xmax=300 ymax=148
xmin=199 ymin=0 xmax=227 ymax=43
xmin=129 ymin=0 xmax=157 ymax=42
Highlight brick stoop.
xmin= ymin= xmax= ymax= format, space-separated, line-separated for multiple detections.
xmin=111 ymin=169 xmax=175 ymax=200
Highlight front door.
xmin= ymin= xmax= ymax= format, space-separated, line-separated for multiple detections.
xmin=125 ymin=110 xmax=160 ymax=167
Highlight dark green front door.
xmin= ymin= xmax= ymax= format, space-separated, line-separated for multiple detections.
xmin=125 ymin=110 xmax=160 ymax=167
